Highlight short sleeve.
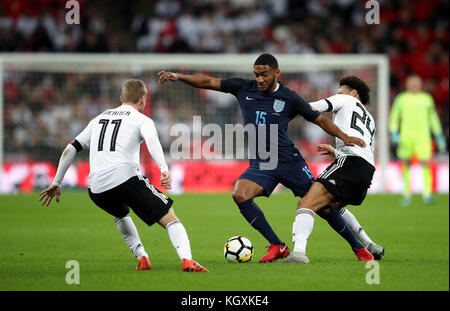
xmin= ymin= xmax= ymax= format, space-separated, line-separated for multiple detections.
xmin=292 ymin=92 xmax=320 ymax=122
xmin=326 ymin=94 xmax=350 ymax=111
xmin=220 ymin=78 xmax=250 ymax=96
xmin=309 ymin=99 xmax=333 ymax=113
xmin=74 ymin=119 xmax=94 ymax=149
xmin=310 ymin=94 xmax=351 ymax=113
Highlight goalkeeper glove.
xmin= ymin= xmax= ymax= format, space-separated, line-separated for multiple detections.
xmin=436 ymin=133 xmax=447 ymax=152
xmin=390 ymin=131 xmax=399 ymax=145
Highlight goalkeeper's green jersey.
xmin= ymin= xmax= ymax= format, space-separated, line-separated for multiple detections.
xmin=389 ymin=91 xmax=443 ymax=139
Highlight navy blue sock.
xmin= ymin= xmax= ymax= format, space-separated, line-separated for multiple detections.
xmin=237 ymin=199 xmax=283 ymax=245
xmin=317 ymin=206 xmax=363 ymax=251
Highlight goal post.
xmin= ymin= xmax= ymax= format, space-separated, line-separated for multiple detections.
xmin=0 ymin=53 xmax=390 ymax=193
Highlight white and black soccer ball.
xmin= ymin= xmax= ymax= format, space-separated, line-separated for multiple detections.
xmin=224 ymin=236 xmax=254 ymax=263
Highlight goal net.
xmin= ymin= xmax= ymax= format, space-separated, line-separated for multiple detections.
xmin=1 ymin=53 xmax=393 ymax=193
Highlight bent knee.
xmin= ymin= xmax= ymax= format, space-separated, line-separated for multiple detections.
xmin=297 ymin=198 xmax=317 ymax=213
xmin=232 ymin=191 xmax=252 ymax=204
xmin=316 ymin=206 xmax=330 ymax=218
xmin=158 ymin=208 xmax=179 ymax=228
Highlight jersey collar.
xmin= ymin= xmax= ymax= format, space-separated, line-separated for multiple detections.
xmin=261 ymin=82 xmax=281 ymax=96
xmin=272 ymin=82 xmax=280 ymax=93
xmin=120 ymin=104 xmax=139 ymax=111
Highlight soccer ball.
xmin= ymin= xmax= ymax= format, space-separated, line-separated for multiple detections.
xmin=224 ymin=236 xmax=254 ymax=263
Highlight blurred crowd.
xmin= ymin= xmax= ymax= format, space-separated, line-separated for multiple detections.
xmin=4 ymin=68 xmax=364 ymax=163
xmin=0 ymin=0 xmax=448 ymax=162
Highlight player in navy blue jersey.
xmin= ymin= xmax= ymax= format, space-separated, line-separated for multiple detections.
xmin=158 ymin=54 xmax=366 ymax=262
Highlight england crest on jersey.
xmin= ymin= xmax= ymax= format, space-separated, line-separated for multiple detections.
xmin=273 ymin=99 xmax=285 ymax=112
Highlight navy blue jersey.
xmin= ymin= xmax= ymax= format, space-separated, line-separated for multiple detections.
xmin=220 ymin=78 xmax=320 ymax=165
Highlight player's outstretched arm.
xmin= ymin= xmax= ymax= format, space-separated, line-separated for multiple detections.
xmin=157 ymin=71 xmax=222 ymax=91
xmin=38 ymin=143 xmax=78 ymax=206
xmin=313 ymin=115 xmax=366 ymax=148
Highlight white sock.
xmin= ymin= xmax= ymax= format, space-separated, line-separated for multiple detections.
xmin=166 ymin=221 xmax=192 ymax=260
xmin=114 ymin=215 xmax=148 ymax=259
xmin=339 ymin=208 xmax=373 ymax=248
xmin=292 ymin=208 xmax=315 ymax=254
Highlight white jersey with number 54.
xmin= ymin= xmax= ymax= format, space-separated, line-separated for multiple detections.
xmin=310 ymin=94 xmax=375 ymax=166
xmin=74 ymin=104 xmax=168 ymax=193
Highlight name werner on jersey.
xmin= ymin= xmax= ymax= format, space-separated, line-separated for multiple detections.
xmin=102 ymin=110 xmax=131 ymax=116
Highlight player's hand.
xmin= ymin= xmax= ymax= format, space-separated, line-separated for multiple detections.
xmin=160 ymin=171 xmax=172 ymax=189
xmin=39 ymin=184 xmax=61 ymax=207
xmin=316 ymin=144 xmax=336 ymax=157
xmin=342 ymin=134 xmax=366 ymax=148
xmin=436 ymin=133 xmax=447 ymax=152
xmin=390 ymin=131 xmax=399 ymax=146
xmin=157 ymin=71 xmax=178 ymax=86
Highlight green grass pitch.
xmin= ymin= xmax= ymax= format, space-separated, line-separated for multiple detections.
xmin=0 ymin=191 xmax=448 ymax=291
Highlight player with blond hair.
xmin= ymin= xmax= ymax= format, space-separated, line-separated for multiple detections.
xmin=39 ymin=79 xmax=208 ymax=272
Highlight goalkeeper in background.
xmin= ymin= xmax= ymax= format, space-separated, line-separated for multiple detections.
xmin=389 ymin=75 xmax=447 ymax=205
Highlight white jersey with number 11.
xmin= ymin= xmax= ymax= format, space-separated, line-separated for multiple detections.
xmin=74 ymin=104 xmax=168 ymax=193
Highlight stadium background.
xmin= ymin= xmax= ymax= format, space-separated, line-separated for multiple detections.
xmin=0 ymin=0 xmax=448 ymax=194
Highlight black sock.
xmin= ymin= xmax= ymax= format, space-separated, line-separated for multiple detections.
xmin=318 ymin=206 xmax=363 ymax=251
xmin=237 ymin=199 xmax=283 ymax=245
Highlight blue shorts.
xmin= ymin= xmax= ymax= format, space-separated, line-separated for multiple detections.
xmin=238 ymin=160 xmax=315 ymax=197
